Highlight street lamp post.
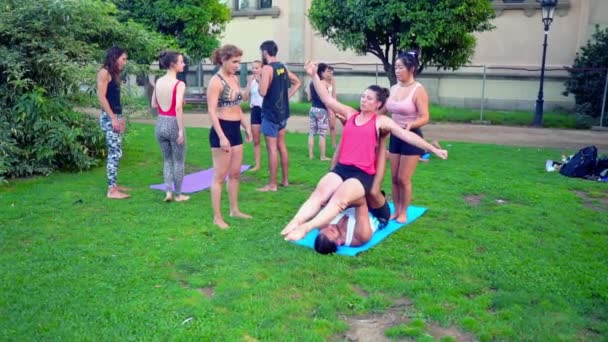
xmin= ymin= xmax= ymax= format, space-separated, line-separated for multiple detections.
xmin=533 ymin=0 xmax=558 ymax=127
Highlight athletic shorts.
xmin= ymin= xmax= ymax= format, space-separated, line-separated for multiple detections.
xmin=331 ymin=163 xmax=374 ymax=194
xmin=209 ymin=119 xmax=243 ymax=148
xmin=389 ymin=128 xmax=425 ymax=156
xmin=251 ymin=106 xmax=262 ymax=125
xmin=261 ymin=117 xmax=287 ymax=138
xmin=309 ymin=107 xmax=329 ymax=137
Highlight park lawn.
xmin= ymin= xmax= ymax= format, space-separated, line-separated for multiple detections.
xmin=1 ymin=123 xmax=607 ymax=341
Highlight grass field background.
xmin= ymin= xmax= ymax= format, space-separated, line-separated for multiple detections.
xmin=1 ymin=124 xmax=607 ymax=340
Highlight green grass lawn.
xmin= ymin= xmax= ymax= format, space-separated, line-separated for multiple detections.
xmin=1 ymin=124 xmax=607 ymax=341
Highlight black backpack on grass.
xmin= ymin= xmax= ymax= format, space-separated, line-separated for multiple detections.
xmin=594 ymin=156 xmax=608 ymax=177
xmin=559 ymin=145 xmax=598 ymax=178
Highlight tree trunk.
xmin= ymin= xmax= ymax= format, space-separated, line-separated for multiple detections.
xmin=383 ymin=61 xmax=396 ymax=86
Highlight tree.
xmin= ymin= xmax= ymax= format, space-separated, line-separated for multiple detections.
xmin=112 ymin=0 xmax=231 ymax=61
xmin=563 ymin=25 xmax=608 ymax=126
xmin=0 ymin=0 xmax=172 ymax=179
xmin=308 ymin=0 xmax=495 ymax=85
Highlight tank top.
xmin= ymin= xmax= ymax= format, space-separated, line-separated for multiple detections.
xmin=155 ymin=80 xmax=182 ymax=117
xmin=330 ymin=207 xmax=380 ymax=247
xmin=337 ymin=113 xmax=378 ymax=175
xmin=385 ymin=82 xmax=421 ymax=127
xmin=310 ymin=82 xmax=327 ymax=110
xmin=261 ymin=62 xmax=290 ymax=123
xmin=216 ymin=74 xmax=243 ymax=108
xmin=105 ymin=70 xmax=122 ymax=115
xmin=249 ymin=78 xmax=263 ymax=107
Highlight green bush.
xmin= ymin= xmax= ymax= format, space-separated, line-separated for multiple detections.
xmin=0 ymin=89 xmax=105 ymax=179
xmin=564 ymin=25 xmax=608 ymax=125
xmin=0 ymin=0 xmax=171 ymax=180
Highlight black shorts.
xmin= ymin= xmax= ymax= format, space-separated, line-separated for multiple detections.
xmin=389 ymin=128 xmax=425 ymax=156
xmin=209 ymin=119 xmax=243 ymax=148
xmin=251 ymin=106 xmax=262 ymax=125
xmin=331 ymin=163 xmax=374 ymax=194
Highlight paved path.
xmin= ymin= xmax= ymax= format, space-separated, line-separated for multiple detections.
xmin=129 ymin=112 xmax=608 ymax=151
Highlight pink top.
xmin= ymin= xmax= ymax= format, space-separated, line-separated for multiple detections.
xmin=338 ymin=113 xmax=378 ymax=175
xmin=156 ymin=80 xmax=182 ymax=117
xmin=385 ymin=83 xmax=420 ymax=127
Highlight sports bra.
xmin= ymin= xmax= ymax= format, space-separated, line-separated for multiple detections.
xmin=217 ymin=73 xmax=243 ymax=108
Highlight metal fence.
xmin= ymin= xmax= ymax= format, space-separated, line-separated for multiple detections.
xmin=178 ymin=62 xmax=608 ymax=127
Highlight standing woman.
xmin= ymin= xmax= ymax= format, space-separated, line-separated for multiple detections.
xmin=97 ymin=46 xmax=130 ymax=199
xmin=386 ymin=50 xmax=430 ymax=223
xmin=306 ymin=63 xmax=334 ymax=161
xmin=151 ymin=51 xmax=189 ymax=202
xmin=243 ymin=60 xmax=264 ymax=171
xmin=207 ymin=44 xmax=253 ymax=229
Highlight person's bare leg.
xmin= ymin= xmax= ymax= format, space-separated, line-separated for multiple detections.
xmin=249 ymin=124 xmax=261 ymax=171
xmin=329 ymin=114 xmax=337 ymax=149
xmin=308 ymin=134 xmax=314 ymax=159
xmin=281 ymin=172 xmax=343 ymax=235
xmin=211 ymin=148 xmax=232 ymax=229
xmin=319 ymin=135 xmax=330 ymax=160
xmin=396 ymin=155 xmax=420 ymax=223
xmin=257 ymin=135 xmax=278 ymax=192
xmin=227 ymin=145 xmax=251 ymax=219
xmin=297 ymin=179 xmax=366 ymax=232
xmin=278 ymin=128 xmax=289 ymax=187
xmin=353 ymin=198 xmax=374 ymax=245
xmin=389 ymin=152 xmax=401 ymax=220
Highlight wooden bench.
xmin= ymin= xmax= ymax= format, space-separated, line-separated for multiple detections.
xmin=184 ymin=93 xmax=207 ymax=104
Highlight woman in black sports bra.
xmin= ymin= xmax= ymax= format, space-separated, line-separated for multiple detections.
xmin=207 ymin=44 xmax=253 ymax=229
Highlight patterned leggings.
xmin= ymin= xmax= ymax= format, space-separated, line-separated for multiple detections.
xmin=100 ymin=112 xmax=123 ymax=188
xmin=155 ymin=115 xmax=186 ymax=196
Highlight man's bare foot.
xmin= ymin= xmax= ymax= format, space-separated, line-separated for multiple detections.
xmin=309 ymin=155 xmax=314 ymax=159
xmin=389 ymin=212 xmax=398 ymax=221
xmin=163 ymin=192 xmax=173 ymax=202
xmin=248 ymin=166 xmax=260 ymax=172
xmin=257 ymin=185 xmax=277 ymax=192
xmin=107 ymin=188 xmax=130 ymax=199
xmin=395 ymin=213 xmax=408 ymax=224
xmin=230 ymin=211 xmax=252 ymax=219
xmin=175 ymin=195 xmax=190 ymax=202
xmin=281 ymin=181 xmax=289 ymax=187
xmin=213 ymin=217 xmax=230 ymax=229
xmin=320 ymin=156 xmax=331 ymax=161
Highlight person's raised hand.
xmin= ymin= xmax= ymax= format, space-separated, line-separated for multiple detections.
xmin=304 ymin=60 xmax=318 ymax=76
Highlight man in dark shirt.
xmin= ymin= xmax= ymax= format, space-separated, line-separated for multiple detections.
xmin=257 ymin=40 xmax=301 ymax=192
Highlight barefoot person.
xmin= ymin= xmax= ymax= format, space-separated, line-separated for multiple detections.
xmin=282 ymin=61 xmax=447 ymax=241
xmin=386 ymin=50 xmax=430 ymax=223
xmin=257 ymin=40 xmax=301 ymax=192
xmin=151 ymin=51 xmax=189 ymax=202
xmin=243 ymin=60 xmax=264 ymax=171
xmin=306 ymin=63 xmax=333 ymax=161
xmin=207 ymin=44 xmax=253 ymax=229
xmin=97 ymin=46 xmax=130 ymax=199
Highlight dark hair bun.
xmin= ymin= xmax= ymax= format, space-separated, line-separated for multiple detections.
xmin=158 ymin=50 xmax=181 ymax=70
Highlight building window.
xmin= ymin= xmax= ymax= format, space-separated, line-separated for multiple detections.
xmin=491 ymin=0 xmax=570 ymax=17
xmin=231 ymin=0 xmax=279 ymax=18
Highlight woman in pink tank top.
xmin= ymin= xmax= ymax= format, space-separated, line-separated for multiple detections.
xmin=282 ymin=61 xmax=448 ymax=245
xmin=386 ymin=50 xmax=430 ymax=223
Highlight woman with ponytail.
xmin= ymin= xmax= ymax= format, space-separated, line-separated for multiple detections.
xmin=151 ymin=51 xmax=189 ymax=202
xmin=281 ymin=61 xmax=447 ymax=242
xmin=386 ymin=49 xmax=431 ymax=223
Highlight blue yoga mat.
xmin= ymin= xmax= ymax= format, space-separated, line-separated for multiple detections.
xmin=290 ymin=203 xmax=427 ymax=256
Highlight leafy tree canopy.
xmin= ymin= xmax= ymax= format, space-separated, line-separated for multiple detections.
xmin=308 ymin=0 xmax=495 ymax=85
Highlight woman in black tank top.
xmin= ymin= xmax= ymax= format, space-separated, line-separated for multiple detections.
xmin=97 ymin=46 xmax=130 ymax=199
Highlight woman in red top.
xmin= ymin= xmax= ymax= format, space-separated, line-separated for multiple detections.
xmin=282 ymin=61 xmax=447 ymax=241
xmin=151 ymin=51 xmax=189 ymax=202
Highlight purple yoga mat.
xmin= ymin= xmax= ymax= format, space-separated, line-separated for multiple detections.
xmin=150 ymin=165 xmax=251 ymax=194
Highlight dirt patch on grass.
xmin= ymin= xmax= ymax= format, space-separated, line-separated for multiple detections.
xmin=464 ymin=194 xmax=484 ymax=206
xmin=198 ymin=286 xmax=215 ymax=298
xmin=338 ymin=297 xmax=473 ymax=341
xmin=428 ymin=323 xmax=476 ymax=342
xmin=350 ymin=285 xmax=369 ymax=298
xmin=573 ymin=190 xmax=608 ymax=212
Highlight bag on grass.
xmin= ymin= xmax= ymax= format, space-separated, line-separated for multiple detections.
xmin=559 ymin=145 xmax=598 ymax=178
xmin=593 ymin=156 xmax=608 ymax=178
